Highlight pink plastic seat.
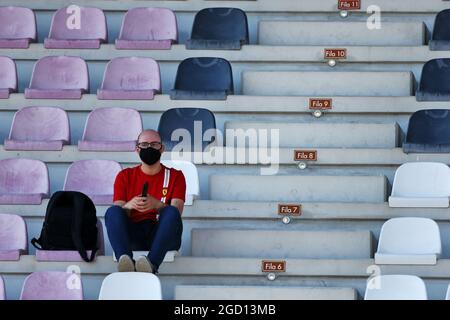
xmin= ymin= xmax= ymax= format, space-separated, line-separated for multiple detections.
xmin=78 ymin=107 xmax=142 ymax=151
xmin=5 ymin=107 xmax=70 ymax=151
xmin=0 ymin=276 xmax=5 ymax=300
xmin=63 ymin=160 xmax=122 ymax=205
xmin=25 ymin=56 xmax=89 ymax=99
xmin=115 ymin=7 xmax=177 ymax=50
xmin=45 ymin=6 xmax=107 ymax=49
xmin=0 ymin=7 xmax=36 ymax=48
xmin=97 ymin=57 xmax=161 ymax=100
xmin=36 ymin=220 xmax=105 ymax=261
xmin=0 ymin=214 xmax=27 ymax=261
xmin=20 ymin=272 xmax=83 ymax=300
xmin=0 ymin=158 xmax=49 ymax=204
xmin=0 ymin=57 xmax=17 ymax=99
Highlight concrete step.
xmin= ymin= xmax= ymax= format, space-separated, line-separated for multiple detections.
xmin=174 ymin=285 xmax=358 ymax=300
xmin=190 ymin=229 xmax=374 ymax=259
xmin=209 ymin=175 xmax=387 ymax=202
xmin=259 ymin=21 xmax=425 ymax=46
xmin=242 ymin=71 xmax=414 ymax=96
xmin=224 ymin=122 xmax=400 ymax=148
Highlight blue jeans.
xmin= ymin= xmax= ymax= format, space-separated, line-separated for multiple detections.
xmin=105 ymin=205 xmax=183 ymax=272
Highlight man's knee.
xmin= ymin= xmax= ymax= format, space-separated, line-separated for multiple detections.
xmin=159 ymin=205 xmax=181 ymax=222
xmin=105 ymin=205 xmax=126 ymax=224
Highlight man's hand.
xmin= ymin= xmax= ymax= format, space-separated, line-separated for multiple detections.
xmin=124 ymin=195 xmax=164 ymax=213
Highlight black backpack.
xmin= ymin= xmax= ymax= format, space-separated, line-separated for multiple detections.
xmin=31 ymin=191 xmax=98 ymax=262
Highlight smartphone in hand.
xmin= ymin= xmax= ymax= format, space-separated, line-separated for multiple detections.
xmin=141 ymin=182 xmax=149 ymax=197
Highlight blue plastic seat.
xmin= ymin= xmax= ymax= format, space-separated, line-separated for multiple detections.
xmin=430 ymin=9 xmax=450 ymax=51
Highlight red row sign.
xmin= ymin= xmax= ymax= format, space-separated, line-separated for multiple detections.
xmin=294 ymin=150 xmax=317 ymax=161
xmin=324 ymin=48 xmax=347 ymax=60
xmin=338 ymin=0 xmax=361 ymax=10
xmin=262 ymin=260 xmax=286 ymax=273
xmin=278 ymin=204 xmax=302 ymax=216
xmin=309 ymin=98 xmax=332 ymax=110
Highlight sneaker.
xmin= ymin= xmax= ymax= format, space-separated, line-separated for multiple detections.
xmin=117 ymin=254 xmax=135 ymax=272
xmin=135 ymin=255 xmax=154 ymax=273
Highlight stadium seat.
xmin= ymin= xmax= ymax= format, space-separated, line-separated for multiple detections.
xmin=161 ymin=160 xmax=199 ymax=205
xmin=375 ymin=218 xmax=441 ymax=265
xmin=186 ymin=8 xmax=249 ymax=50
xmin=0 ymin=6 xmax=36 ymax=48
xmin=78 ymin=107 xmax=142 ymax=151
xmin=430 ymin=9 xmax=450 ymax=50
xmin=0 ymin=214 xmax=27 ymax=261
xmin=446 ymin=284 xmax=450 ymax=300
xmin=0 ymin=56 xmax=17 ymax=98
xmin=365 ymin=275 xmax=427 ymax=300
xmin=115 ymin=7 xmax=177 ymax=50
xmin=20 ymin=272 xmax=83 ymax=300
xmin=63 ymin=160 xmax=122 ymax=205
xmin=98 ymin=272 xmax=162 ymax=300
xmin=4 ymin=106 xmax=70 ymax=151
xmin=389 ymin=162 xmax=450 ymax=207
xmin=44 ymin=6 xmax=107 ymax=49
xmin=170 ymin=58 xmax=233 ymax=100
xmin=36 ymin=220 xmax=105 ymax=261
xmin=25 ymin=56 xmax=89 ymax=99
xmin=416 ymin=59 xmax=450 ymax=101
xmin=0 ymin=158 xmax=49 ymax=204
xmin=403 ymin=109 xmax=450 ymax=153
xmin=158 ymin=108 xmax=217 ymax=151
xmin=0 ymin=275 xmax=4 ymax=300
xmin=97 ymin=57 xmax=161 ymax=100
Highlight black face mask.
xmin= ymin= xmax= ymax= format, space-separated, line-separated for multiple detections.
xmin=139 ymin=147 xmax=161 ymax=166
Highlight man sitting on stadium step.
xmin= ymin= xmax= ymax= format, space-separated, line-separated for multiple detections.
xmin=105 ymin=129 xmax=185 ymax=273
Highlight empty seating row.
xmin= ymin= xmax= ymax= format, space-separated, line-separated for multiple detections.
xmin=0 ymin=56 xmax=233 ymax=100
xmin=0 ymin=158 xmax=198 ymax=205
xmin=0 ymin=272 xmax=162 ymax=300
xmin=0 ymin=6 xmax=248 ymax=50
xmin=3 ymin=106 xmax=216 ymax=152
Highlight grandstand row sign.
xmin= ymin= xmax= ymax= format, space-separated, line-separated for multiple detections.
xmin=309 ymin=98 xmax=332 ymax=110
xmin=294 ymin=150 xmax=317 ymax=161
xmin=262 ymin=260 xmax=286 ymax=273
xmin=338 ymin=0 xmax=361 ymax=10
xmin=278 ymin=204 xmax=302 ymax=216
xmin=324 ymin=48 xmax=347 ymax=60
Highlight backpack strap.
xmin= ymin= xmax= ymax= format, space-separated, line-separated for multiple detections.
xmin=71 ymin=193 xmax=97 ymax=263
xmin=30 ymin=238 xmax=42 ymax=250
xmin=160 ymin=168 xmax=171 ymax=203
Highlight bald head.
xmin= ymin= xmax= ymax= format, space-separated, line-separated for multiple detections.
xmin=137 ymin=130 xmax=161 ymax=144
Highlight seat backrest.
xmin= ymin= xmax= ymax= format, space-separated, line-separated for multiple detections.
xmin=9 ymin=106 xmax=70 ymax=142
xmin=161 ymin=160 xmax=200 ymax=197
xmin=0 ymin=6 xmax=36 ymax=40
xmin=0 ymin=158 xmax=49 ymax=194
xmin=20 ymin=272 xmax=83 ymax=300
xmin=63 ymin=160 xmax=122 ymax=195
xmin=0 ymin=214 xmax=27 ymax=251
xmin=158 ymin=108 xmax=217 ymax=151
xmin=82 ymin=107 xmax=142 ymax=142
xmin=377 ymin=217 xmax=441 ymax=255
xmin=0 ymin=275 xmax=4 ymax=300
xmin=391 ymin=162 xmax=450 ymax=197
xmin=99 ymin=272 xmax=162 ymax=300
xmin=0 ymin=56 xmax=17 ymax=90
xmin=48 ymin=6 xmax=107 ymax=41
xmin=432 ymin=9 xmax=450 ymax=41
xmin=446 ymin=283 xmax=450 ymax=300
xmin=365 ymin=275 xmax=427 ymax=300
xmin=418 ymin=59 xmax=450 ymax=94
xmin=191 ymin=8 xmax=248 ymax=43
xmin=405 ymin=109 xmax=450 ymax=145
xmin=100 ymin=57 xmax=160 ymax=91
xmin=29 ymin=56 xmax=89 ymax=90
xmin=119 ymin=7 xmax=177 ymax=41
xmin=173 ymin=58 xmax=233 ymax=93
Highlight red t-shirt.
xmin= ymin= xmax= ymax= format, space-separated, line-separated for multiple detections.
xmin=113 ymin=164 xmax=186 ymax=222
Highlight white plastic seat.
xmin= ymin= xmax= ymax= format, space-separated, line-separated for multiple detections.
xmin=365 ymin=275 xmax=427 ymax=300
xmin=375 ymin=217 xmax=441 ymax=265
xmin=0 ymin=275 xmax=5 ymax=300
xmin=161 ymin=160 xmax=199 ymax=206
xmin=98 ymin=272 xmax=162 ymax=300
xmin=446 ymin=283 xmax=450 ymax=300
xmin=389 ymin=162 xmax=450 ymax=208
